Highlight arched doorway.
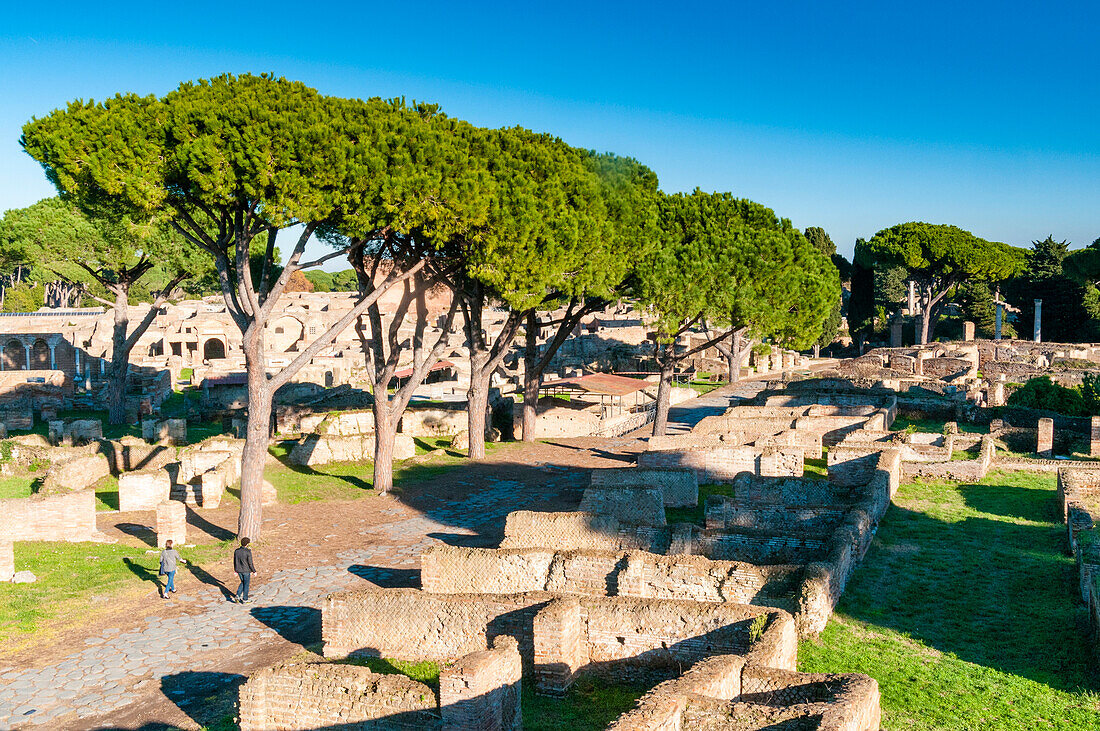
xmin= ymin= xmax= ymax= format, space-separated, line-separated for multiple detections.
xmin=203 ymin=338 xmax=226 ymax=360
xmin=31 ymin=339 xmax=50 ymax=369
xmin=3 ymin=340 xmax=26 ymax=370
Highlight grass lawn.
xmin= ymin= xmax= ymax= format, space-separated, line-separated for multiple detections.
xmin=892 ymin=414 xmax=986 ymax=435
xmin=264 ymin=437 xmax=513 ymax=504
xmin=523 ymin=677 xmax=649 ymax=730
xmin=0 ymin=539 xmax=234 ymax=652
xmin=799 ymin=470 xmax=1100 ymax=729
xmin=666 ymin=483 xmax=734 ymax=525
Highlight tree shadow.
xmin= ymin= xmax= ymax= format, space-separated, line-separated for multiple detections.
xmin=158 ymin=670 xmax=245 ymax=729
xmin=185 ymin=505 xmax=236 ymax=542
xmin=116 ymin=522 xmax=158 ymax=547
xmin=185 ymin=562 xmax=235 ymax=600
xmin=838 ymin=492 xmax=1100 ymax=693
xmin=121 ymin=557 xmax=164 ymax=596
xmin=250 ymin=605 xmax=322 ymax=645
xmin=348 ymin=565 xmax=420 ymax=588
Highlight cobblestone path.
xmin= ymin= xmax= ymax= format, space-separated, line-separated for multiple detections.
xmin=0 ymin=475 xmax=571 ymax=730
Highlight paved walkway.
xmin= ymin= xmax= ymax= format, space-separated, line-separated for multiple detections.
xmin=0 ymin=384 xmax=757 ymax=729
xmin=0 ymin=472 xmax=574 ymax=729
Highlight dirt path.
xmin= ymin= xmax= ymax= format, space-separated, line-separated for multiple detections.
xmin=0 ymin=436 xmax=654 ymax=730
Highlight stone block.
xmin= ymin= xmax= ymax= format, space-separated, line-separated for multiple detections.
xmin=118 ymin=469 xmax=172 ymax=512
xmin=579 ymin=486 xmax=666 ymax=526
xmin=40 ymin=453 xmax=111 ymax=494
xmin=440 ymin=636 xmax=523 ymax=731
xmin=156 ymin=501 xmax=187 ymax=548
xmin=963 ymin=321 xmax=976 ymax=341
xmin=1038 ymin=418 xmax=1054 ymax=457
xmin=1092 ymin=417 xmax=1100 ymax=458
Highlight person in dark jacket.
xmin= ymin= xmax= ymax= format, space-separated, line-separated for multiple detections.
xmin=233 ymin=537 xmax=257 ymax=604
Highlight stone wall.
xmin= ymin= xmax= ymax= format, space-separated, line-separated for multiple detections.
xmin=320 ymin=588 xmax=797 ymax=692
xmin=438 ymin=636 xmax=522 ymax=730
xmin=401 ymin=406 xmax=468 ymax=438
xmin=499 ymin=511 xmax=670 ymax=553
xmin=238 ymin=661 xmax=439 ymax=731
xmin=289 ymin=433 xmax=415 ymax=466
xmin=589 ymin=468 xmax=698 ymax=508
xmin=156 ymin=501 xmax=186 ymax=548
xmin=118 ymin=469 xmax=171 ymax=512
xmin=0 ymin=490 xmax=99 ymax=542
xmin=638 ymin=445 xmax=803 ymax=482
xmin=578 ymin=486 xmax=667 ymax=526
xmin=607 ymin=656 xmax=880 ymax=731
xmin=420 ymin=545 xmax=803 ymax=612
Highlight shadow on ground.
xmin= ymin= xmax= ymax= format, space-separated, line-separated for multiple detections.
xmin=251 ymin=605 xmax=322 ymax=645
xmin=349 ymin=565 xmax=420 ymax=588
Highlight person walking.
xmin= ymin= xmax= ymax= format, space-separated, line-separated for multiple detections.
xmin=158 ymin=540 xmax=184 ymax=599
xmin=233 ymin=536 xmax=257 ymax=604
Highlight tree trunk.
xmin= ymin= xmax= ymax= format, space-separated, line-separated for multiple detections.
xmin=729 ymin=332 xmax=742 ymax=382
xmin=372 ymin=402 xmax=396 ymax=495
xmin=237 ymin=326 xmax=270 ymax=540
xmin=107 ymin=287 xmax=130 ymax=425
xmin=467 ymin=368 xmax=489 ymax=459
xmin=521 ymin=310 xmax=539 ymax=442
xmin=652 ymin=359 xmax=674 ymax=437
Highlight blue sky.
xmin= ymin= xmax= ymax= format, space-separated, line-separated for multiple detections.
xmin=2 ymin=0 xmax=1097 ymax=265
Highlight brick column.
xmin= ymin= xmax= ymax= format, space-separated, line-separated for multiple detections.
xmin=440 ymin=636 xmax=523 ymax=731
xmin=156 ymin=501 xmax=187 ymax=548
xmin=1092 ymin=417 xmax=1100 ymax=458
xmin=0 ymin=540 xmax=14 ymax=582
xmin=1037 ymin=418 xmax=1054 ymax=458
xmin=533 ymin=597 xmax=585 ymax=695
xmin=962 ymin=321 xmax=975 ymax=341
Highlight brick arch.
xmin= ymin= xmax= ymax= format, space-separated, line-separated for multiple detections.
xmin=203 ymin=338 xmax=226 ymax=360
xmin=31 ymin=339 xmax=50 ymax=369
xmin=3 ymin=340 xmax=26 ymax=370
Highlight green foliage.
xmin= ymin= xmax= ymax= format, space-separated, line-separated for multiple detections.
xmin=1005 ymin=376 xmax=1099 ymax=417
xmin=857 ymin=222 xmax=1026 ymax=283
xmin=638 ymin=192 xmax=839 ymax=351
xmin=1006 ymin=236 xmax=1099 ymax=343
xmin=748 ymin=613 xmax=769 ymax=643
xmin=303 ymin=269 xmax=333 ymax=292
xmin=956 ymin=280 xmax=1015 ymax=338
xmin=847 ymin=256 xmax=875 ymax=340
xmin=0 ymin=281 xmax=44 ymax=312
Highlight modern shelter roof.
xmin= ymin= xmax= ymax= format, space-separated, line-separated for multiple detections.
xmin=540 ymin=373 xmax=651 ymax=397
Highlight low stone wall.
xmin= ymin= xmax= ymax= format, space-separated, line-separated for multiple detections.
xmin=40 ymin=453 xmax=111 ymax=494
xmin=638 ymin=445 xmax=803 ymax=482
xmin=439 ymin=636 xmax=522 ymax=730
xmin=401 ymin=406 xmax=468 ymax=438
xmin=289 ymin=433 xmax=415 ymax=466
xmin=589 ymin=468 xmax=698 ymax=508
xmin=118 ymin=469 xmax=171 ymax=512
xmin=238 ymin=661 xmax=438 ymax=731
xmin=420 ymin=545 xmax=803 ymax=613
xmin=578 ymin=486 xmax=667 ymax=526
xmin=141 ymin=418 xmax=187 ymax=445
xmin=607 ymin=656 xmax=880 ymax=731
xmin=0 ymin=490 xmax=100 ymax=542
xmin=705 ymin=497 xmax=846 ymax=535
xmin=47 ymin=419 xmax=102 ymax=447
xmin=499 ymin=511 xmax=670 ymax=553
xmin=900 ymin=435 xmax=996 ymax=482
xmin=692 ymin=415 xmax=795 ymax=438
xmin=320 ymin=588 xmax=797 ymax=692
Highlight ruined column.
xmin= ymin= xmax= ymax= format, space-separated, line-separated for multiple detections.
xmin=990 ymin=381 xmax=1004 ymax=406
xmin=994 ymin=304 xmax=1003 ymax=341
xmin=1091 ymin=416 xmax=1100 ymax=458
xmin=1034 ymin=299 xmax=1042 ymax=343
xmin=962 ymin=321 xmax=975 ymax=341
xmin=890 ymin=318 xmax=903 ymax=348
xmin=156 ymin=501 xmax=187 ymax=548
xmin=907 ymin=280 xmax=916 ymax=314
xmin=1037 ymin=418 xmax=1054 ymax=458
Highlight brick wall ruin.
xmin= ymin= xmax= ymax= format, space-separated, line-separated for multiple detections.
xmin=0 ymin=490 xmax=100 ymax=542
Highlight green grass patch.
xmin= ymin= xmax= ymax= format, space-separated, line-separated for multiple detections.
xmin=0 ymin=473 xmax=37 ymax=499
xmin=804 ymin=457 xmax=828 ymax=479
xmin=666 ymin=483 xmax=734 ymax=526
xmin=523 ymin=676 xmax=648 ymax=730
xmin=265 ymin=438 xmax=512 ymax=504
xmin=338 ymin=656 xmax=442 ymax=690
xmin=891 ymin=415 xmax=984 ymax=435
xmin=0 ymin=539 xmax=234 ymax=646
xmin=799 ymin=470 xmax=1100 ymax=729
xmin=94 ymin=474 xmax=119 ymax=510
